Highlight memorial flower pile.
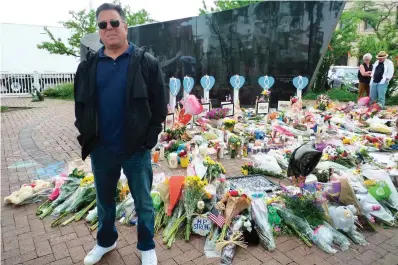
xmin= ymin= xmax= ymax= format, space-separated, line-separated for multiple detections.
xmin=5 ymin=94 xmax=398 ymax=264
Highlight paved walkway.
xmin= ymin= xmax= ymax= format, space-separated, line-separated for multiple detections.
xmin=1 ymin=98 xmax=397 ymax=265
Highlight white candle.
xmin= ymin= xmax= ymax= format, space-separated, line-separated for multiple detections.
xmin=159 ymin=145 xmax=165 ymax=161
xmin=168 ymin=153 xmax=178 ymax=169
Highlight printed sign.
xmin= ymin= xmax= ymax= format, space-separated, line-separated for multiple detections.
xmin=192 ymin=215 xmax=212 ymax=236
xmin=278 ymin=101 xmax=291 ymax=111
xmin=256 ymin=102 xmax=269 ymax=115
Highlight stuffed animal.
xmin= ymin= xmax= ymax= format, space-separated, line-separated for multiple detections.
xmin=31 ymin=179 xmax=51 ymax=193
xmin=356 ymin=193 xmax=381 ymax=223
xmin=4 ymin=179 xmax=52 ymax=205
xmin=4 ymin=185 xmax=34 ymax=205
xmin=328 ymin=205 xmax=357 ymax=232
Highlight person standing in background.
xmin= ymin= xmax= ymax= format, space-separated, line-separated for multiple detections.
xmin=357 ymin=53 xmax=373 ymax=99
xmin=370 ymin=51 xmax=395 ymax=108
xmin=74 ymin=3 xmax=167 ymax=265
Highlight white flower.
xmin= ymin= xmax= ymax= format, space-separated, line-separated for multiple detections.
xmin=197 ymin=201 xmax=205 ymax=210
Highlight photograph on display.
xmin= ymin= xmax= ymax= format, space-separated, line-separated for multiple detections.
xmin=256 ymin=102 xmax=269 ymax=114
xmin=277 ymin=101 xmax=291 ymax=111
xmin=221 ymin=102 xmax=234 ymax=117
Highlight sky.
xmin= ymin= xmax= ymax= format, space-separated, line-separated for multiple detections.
xmin=0 ymin=0 xmax=212 ymax=27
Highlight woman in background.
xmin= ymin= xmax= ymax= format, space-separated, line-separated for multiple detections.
xmin=357 ymin=53 xmax=373 ymax=99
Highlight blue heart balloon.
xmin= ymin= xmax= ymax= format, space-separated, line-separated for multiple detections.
xmin=169 ymin=78 xmax=181 ymax=96
xmin=230 ymin=75 xmax=245 ymax=90
xmin=292 ymin=76 xmax=309 ymax=90
xmin=200 ymin=75 xmax=215 ymax=91
xmin=183 ymin=76 xmax=194 ymax=94
xmin=258 ymin=75 xmax=275 ymax=90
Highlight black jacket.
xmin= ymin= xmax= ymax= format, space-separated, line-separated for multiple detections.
xmin=74 ymin=45 xmax=168 ymax=160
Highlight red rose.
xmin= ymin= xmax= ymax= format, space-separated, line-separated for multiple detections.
xmin=241 ymin=194 xmax=248 ymax=199
xmin=229 ymin=190 xmax=239 ymax=196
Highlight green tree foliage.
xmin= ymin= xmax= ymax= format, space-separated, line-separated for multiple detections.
xmin=350 ymin=1 xmax=398 ymax=96
xmin=199 ymin=0 xmax=259 ymax=14
xmin=313 ymin=13 xmax=359 ymax=92
xmin=37 ymin=1 xmax=155 ymax=57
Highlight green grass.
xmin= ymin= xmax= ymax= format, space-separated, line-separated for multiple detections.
xmin=304 ymin=88 xmax=398 ymax=106
xmin=303 ymin=88 xmax=357 ymax=102
xmin=43 ymin=83 xmax=74 ymax=100
xmin=1 ymin=106 xmax=9 ymax=112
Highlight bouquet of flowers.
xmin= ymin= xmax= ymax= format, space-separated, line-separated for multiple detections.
xmin=322 ymin=145 xmax=356 ymax=168
xmin=280 ymin=191 xmax=325 ymax=227
xmin=203 ymin=156 xmax=226 ymax=183
xmin=316 ymin=94 xmax=331 ymax=111
xmin=241 ymin=162 xmax=285 ymax=179
xmin=205 ymin=108 xmax=229 ymax=120
xmin=258 ymin=90 xmax=271 ymax=102
xmin=51 ymin=175 xmax=96 ymax=227
xmin=217 ymin=191 xmax=251 ymax=241
xmin=183 ymin=176 xmax=208 ymax=240
xmin=251 ymin=197 xmax=275 ymax=250
xmin=37 ymin=169 xmax=85 ymax=218
xmin=223 ymin=118 xmax=236 ymax=132
xmin=163 ymin=200 xmax=186 ymax=248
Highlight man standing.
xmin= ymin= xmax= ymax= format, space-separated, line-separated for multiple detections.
xmin=74 ymin=3 xmax=167 ymax=265
xmin=370 ymin=51 xmax=395 ymax=108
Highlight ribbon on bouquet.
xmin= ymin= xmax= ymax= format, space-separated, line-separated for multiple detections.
xmin=215 ymin=231 xmax=248 ymax=250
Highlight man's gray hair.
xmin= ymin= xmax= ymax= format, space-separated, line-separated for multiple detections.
xmin=363 ymin=53 xmax=372 ymax=60
xmin=96 ymin=3 xmax=126 ymax=22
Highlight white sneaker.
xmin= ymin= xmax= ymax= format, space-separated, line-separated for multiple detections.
xmin=84 ymin=243 xmax=116 ymax=265
xmin=141 ymin=249 xmax=157 ymax=265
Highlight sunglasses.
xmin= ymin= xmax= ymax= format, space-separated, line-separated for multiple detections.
xmin=98 ymin=20 xmax=121 ymax=29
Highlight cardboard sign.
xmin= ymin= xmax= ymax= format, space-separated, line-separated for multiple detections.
xmin=278 ymin=101 xmax=291 ymax=111
xmin=192 ymin=215 xmax=212 ymax=236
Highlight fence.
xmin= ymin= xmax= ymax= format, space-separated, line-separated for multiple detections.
xmin=0 ymin=72 xmax=75 ymax=96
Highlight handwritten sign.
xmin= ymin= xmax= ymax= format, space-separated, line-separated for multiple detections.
xmin=192 ymin=215 xmax=212 ymax=236
xmin=278 ymin=101 xmax=291 ymax=111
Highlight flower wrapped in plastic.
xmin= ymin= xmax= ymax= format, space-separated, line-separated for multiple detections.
xmin=217 ymin=191 xmax=251 ymax=241
xmin=51 ymin=176 xmax=96 ymax=227
xmin=250 ymin=196 xmax=275 ymax=250
xmin=184 ymin=176 xmax=207 ymax=240
xmin=322 ymin=221 xmax=350 ymax=251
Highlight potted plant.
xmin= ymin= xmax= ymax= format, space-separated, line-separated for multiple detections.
xmin=223 ymin=118 xmax=236 ymax=132
xmin=205 ymin=108 xmax=229 ymax=127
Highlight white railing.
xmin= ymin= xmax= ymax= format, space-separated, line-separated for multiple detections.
xmin=0 ymin=72 xmax=75 ymax=96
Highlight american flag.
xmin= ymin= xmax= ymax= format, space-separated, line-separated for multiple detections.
xmin=208 ymin=207 xmax=225 ymax=228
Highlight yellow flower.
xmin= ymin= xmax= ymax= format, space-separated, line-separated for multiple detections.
xmin=364 ymin=179 xmax=376 ymax=187
xmin=242 ymin=169 xmax=248 ymax=176
xmin=80 ymin=175 xmax=94 ymax=186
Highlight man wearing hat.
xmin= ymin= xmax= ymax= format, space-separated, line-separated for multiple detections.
xmin=369 ymin=51 xmax=395 ymax=107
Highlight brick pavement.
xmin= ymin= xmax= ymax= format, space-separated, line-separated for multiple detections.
xmin=1 ymin=98 xmax=398 ymax=265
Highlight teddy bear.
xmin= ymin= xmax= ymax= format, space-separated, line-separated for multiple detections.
xmin=328 ymin=205 xmax=358 ymax=232
xmin=4 ymin=180 xmax=52 ymax=205
xmin=4 ymin=185 xmax=34 ymax=205
xmin=356 ymin=193 xmax=381 ymax=223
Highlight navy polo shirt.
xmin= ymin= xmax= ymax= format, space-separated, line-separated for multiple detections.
xmin=96 ymin=43 xmax=134 ymax=154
